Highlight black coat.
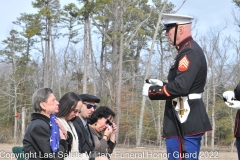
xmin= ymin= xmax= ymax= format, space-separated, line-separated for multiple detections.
xmin=23 ymin=113 xmax=68 ymax=160
xmin=149 ymin=36 xmax=212 ymax=137
xmin=72 ymin=116 xmax=95 ymax=158
xmin=234 ymin=83 xmax=240 ymax=138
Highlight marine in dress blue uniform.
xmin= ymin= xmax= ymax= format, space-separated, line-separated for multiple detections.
xmin=223 ymin=83 xmax=240 ymax=160
xmin=142 ymin=14 xmax=212 ymax=160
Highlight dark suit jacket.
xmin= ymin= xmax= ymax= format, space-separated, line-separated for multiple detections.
xmin=73 ymin=116 xmax=95 ymax=158
xmin=23 ymin=113 xmax=68 ymax=160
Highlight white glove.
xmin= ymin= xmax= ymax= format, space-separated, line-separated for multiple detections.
xmin=142 ymin=83 xmax=152 ymax=96
xmin=148 ymin=79 xmax=163 ymax=86
xmin=225 ymin=101 xmax=240 ymax=109
xmin=223 ymin=91 xmax=235 ymax=101
xmin=223 ymin=91 xmax=240 ymax=109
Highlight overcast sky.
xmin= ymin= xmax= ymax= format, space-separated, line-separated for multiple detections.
xmin=0 ymin=0 xmax=239 ymax=43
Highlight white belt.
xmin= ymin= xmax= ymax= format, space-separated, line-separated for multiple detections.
xmin=188 ymin=93 xmax=202 ymax=99
xmin=173 ymin=93 xmax=202 ymax=102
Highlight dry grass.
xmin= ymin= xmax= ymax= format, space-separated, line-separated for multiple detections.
xmin=0 ymin=143 xmax=238 ymax=160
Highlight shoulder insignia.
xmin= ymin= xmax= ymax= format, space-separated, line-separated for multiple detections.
xmin=178 ymin=55 xmax=190 ymax=72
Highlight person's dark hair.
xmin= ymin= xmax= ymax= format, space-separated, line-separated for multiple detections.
xmin=32 ymin=88 xmax=53 ymax=113
xmin=88 ymin=106 xmax=115 ymax=125
xmin=56 ymin=92 xmax=80 ymax=118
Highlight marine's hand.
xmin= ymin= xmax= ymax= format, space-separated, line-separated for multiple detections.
xmin=223 ymin=91 xmax=235 ymax=101
xmin=142 ymin=83 xmax=152 ymax=96
xmin=149 ymin=79 xmax=163 ymax=86
xmin=223 ymin=91 xmax=240 ymax=109
xmin=225 ymin=101 xmax=240 ymax=109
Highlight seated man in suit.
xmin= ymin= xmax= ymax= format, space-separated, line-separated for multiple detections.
xmin=72 ymin=94 xmax=100 ymax=160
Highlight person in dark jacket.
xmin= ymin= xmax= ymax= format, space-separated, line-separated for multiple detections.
xmin=23 ymin=88 xmax=68 ymax=160
xmin=223 ymin=82 xmax=240 ymax=160
xmin=88 ymin=106 xmax=117 ymax=159
xmin=72 ymin=94 xmax=100 ymax=160
xmin=142 ymin=13 xmax=212 ymax=160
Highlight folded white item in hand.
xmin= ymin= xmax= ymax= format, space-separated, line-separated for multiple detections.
xmin=148 ymin=79 xmax=163 ymax=86
xmin=225 ymin=100 xmax=240 ymax=109
xmin=142 ymin=83 xmax=152 ymax=96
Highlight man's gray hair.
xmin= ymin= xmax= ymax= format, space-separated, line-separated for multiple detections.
xmin=32 ymin=88 xmax=53 ymax=113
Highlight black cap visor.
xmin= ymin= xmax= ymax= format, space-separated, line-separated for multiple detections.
xmin=163 ymin=23 xmax=177 ymax=30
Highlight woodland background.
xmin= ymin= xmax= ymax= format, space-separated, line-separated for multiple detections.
xmin=0 ymin=0 xmax=240 ymax=152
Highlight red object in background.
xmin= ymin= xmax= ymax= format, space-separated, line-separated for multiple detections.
xmin=15 ymin=113 xmax=19 ymax=118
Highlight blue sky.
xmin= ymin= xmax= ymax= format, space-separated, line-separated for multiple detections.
xmin=168 ymin=0 xmax=239 ymax=38
xmin=0 ymin=0 xmax=239 ymax=42
xmin=0 ymin=0 xmax=76 ymax=42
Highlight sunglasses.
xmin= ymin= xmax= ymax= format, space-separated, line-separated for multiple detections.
xmin=83 ymin=102 xmax=97 ymax=109
xmin=106 ymin=119 xmax=113 ymax=126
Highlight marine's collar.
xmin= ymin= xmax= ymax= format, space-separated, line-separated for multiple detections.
xmin=176 ymin=36 xmax=193 ymax=51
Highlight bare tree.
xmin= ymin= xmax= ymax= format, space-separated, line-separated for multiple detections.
xmin=137 ymin=0 xmax=168 ymax=147
xmin=199 ymin=26 xmax=229 ymax=150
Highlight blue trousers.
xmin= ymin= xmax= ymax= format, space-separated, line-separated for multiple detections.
xmin=166 ymin=134 xmax=203 ymax=160
xmin=236 ymin=138 xmax=240 ymax=160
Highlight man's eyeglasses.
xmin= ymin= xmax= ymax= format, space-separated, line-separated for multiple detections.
xmin=106 ymin=119 xmax=113 ymax=126
xmin=83 ymin=102 xmax=97 ymax=109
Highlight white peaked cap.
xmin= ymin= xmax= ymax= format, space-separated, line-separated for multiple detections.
xmin=162 ymin=13 xmax=194 ymax=25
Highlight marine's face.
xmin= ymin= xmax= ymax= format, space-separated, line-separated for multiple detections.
xmin=165 ymin=26 xmax=175 ymax=45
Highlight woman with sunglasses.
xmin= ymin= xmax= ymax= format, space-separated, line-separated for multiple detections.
xmin=88 ymin=106 xmax=117 ymax=159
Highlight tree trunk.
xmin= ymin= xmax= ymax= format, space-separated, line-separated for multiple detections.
xmin=98 ymin=32 xmax=105 ymax=98
xmin=21 ymin=107 xmax=26 ymax=140
xmin=205 ymin=80 xmax=209 ymax=147
xmin=157 ymin=101 xmax=162 ymax=148
xmin=83 ymin=17 xmax=90 ymax=93
xmin=211 ymin=76 xmax=215 ymax=151
xmin=115 ymin=0 xmax=124 ymax=142
xmin=111 ymin=0 xmax=119 ymax=105
xmin=89 ymin=22 xmax=96 ymax=95
xmin=51 ymin=34 xmax=60 ymax=96
xmin=14 ymin=85 xmax=17 ymax=144
xmin=44 ymin=0 xmax=51 ymax=87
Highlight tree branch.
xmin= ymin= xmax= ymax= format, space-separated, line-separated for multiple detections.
xmin=90 ymin=15 xmax=112 ymax=42
xmin=126 ymin=10 xmax=152 ymax=44
xmin=174 ymin=0 xmax=187 ymax=13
